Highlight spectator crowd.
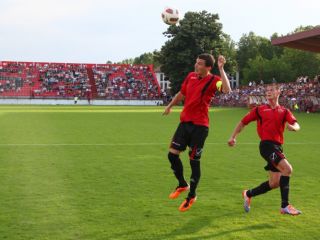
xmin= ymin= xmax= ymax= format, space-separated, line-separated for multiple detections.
xmin=213 ymin=75 xmax=320 ymax=112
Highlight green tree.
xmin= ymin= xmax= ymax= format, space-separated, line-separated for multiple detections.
xmin=220 ymin=33 xmax=237 ymax=75
xmin=292 ymin=25 xmax=316 ymax=33
xmin=280 ymin=48 xmax=320 ymax=79
xmin=237 ymin=32 xmax=261 ymax=75
xmin=133 ymin=51 xmax=161 ymax=68
xmin=156 ymin=10 xmax=236 ymax=94
xmin=243 ymin=56 xmax=294 ymax=84
xmin=264 ymin=57 xmax=294 ymax=83
xmin=117 ymin=58 xmax=134 ymax=64
xmin=238 ymin=26 xmax=320 ymax=85
xmin=237 ymin=32 xmax=278 ymax=81
xmin=270 ymin=33 xmax=284 ymax=58
xmin=242 ymin=55 xmax=266 ymax=84
xmin=118 ymin=51 xmax=161 ymax=68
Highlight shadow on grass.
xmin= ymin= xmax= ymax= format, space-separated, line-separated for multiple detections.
xmin=149 ymin=211 xmax=275 ymax=240
xmin=176 ymin=223 xmax=274 ymax=240
xmin=106 ymin=229 xmax=145 ymax=239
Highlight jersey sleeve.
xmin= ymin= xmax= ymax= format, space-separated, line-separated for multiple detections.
xmin=241 ymin=107 xmax=258 ymax=125
xmin=180 ymin=73 xmax=191 ymax=96
xmin=285 ymin=109 xmax=297 ymax=125
xmin=212 ymin=76 xmax=223 ymax=92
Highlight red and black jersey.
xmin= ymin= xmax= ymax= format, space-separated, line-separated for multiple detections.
xmin=180 ymin=72 xmax=222 ymax=127
xmin=241 ymin=104 xmax=297 ymax=144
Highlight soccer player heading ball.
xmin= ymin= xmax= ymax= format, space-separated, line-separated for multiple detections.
xmin=228 ymin=84 xmax=302 ymax=215
xmin=163 ymin=53 xmax=231 ymax=212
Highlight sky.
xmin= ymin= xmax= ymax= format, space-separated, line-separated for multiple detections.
xmin=0 ymin=0 xmax=319 ymax=63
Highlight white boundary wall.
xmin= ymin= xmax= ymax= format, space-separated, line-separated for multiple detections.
xmin=0 ymin=99 xmax=163 ymax=106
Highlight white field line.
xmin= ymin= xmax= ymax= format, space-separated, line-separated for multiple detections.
xmin=0 ymin=142 xmax=318 ymax=146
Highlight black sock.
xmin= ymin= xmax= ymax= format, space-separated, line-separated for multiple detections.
xmin=280 ymin=176 xmax=290 ymax=208
xmin=246 ymin=181 xmax=272 ymax=198
xmin=168 ymin=152 xmax=187 ymax=186
xmin=188 ymin=160 xmax=201 ymax=198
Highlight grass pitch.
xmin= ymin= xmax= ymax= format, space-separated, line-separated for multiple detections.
xmin=0 ymin=105 xmax=319 ymax=240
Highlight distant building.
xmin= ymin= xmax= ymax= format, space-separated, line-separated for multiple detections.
xmin=155 ymin=66 xmax=170 ymax=91
xmin=229 ymin=72 xmax=240 ymax=89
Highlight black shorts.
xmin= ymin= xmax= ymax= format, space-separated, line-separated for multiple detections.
xmin=259 ymin=140 xmax=286 ymax=172
xmin=170 ymin=122 xmax=209 ymax=160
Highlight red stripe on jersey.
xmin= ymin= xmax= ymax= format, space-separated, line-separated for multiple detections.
xmin=180 ymin=72 xmax=222 ymax=127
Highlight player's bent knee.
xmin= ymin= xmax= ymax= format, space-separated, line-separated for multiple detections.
xmin=269 ymin=180 xmax=279 ymax=189
xmin=189 ymin=155 xmax=201 ymax=161
xmin=278 ymin=159 xmax=293 ymax=176
xmin=169 ymin=148 xmax=180 ymax=156
xmin=168 ymin=152 xmax=179 ymax=163
xmin=283 ymin=163 xmax=293 ymax=176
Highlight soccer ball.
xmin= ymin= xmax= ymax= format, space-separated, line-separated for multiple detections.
xmin=161 ymin=7 xmax=179 ymax=25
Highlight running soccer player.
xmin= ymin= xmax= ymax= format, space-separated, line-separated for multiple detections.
xmin=228 ymin=83 xmax=302 ymax=215
xmin=163 ymin=53 xmax=231 ymax=212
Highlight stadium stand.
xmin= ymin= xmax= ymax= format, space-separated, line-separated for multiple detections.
xmin=0 ymin=62 xmax=39 ymax=97
xmin=92 ymin=64 xmax=160 ymax=100
xmin=37 ymin=63 xmax=91 ymax=98
xmin=0 ymin=61 xmax=161 ymax=100
xmin=214 ymin=75 xmax=320 ymax=112
xmin=0 ymin=61 xmax=318 ymax=111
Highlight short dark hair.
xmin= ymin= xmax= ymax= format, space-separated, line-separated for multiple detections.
xmin=198 ymin=53 xmax=215 ymax=68
xmin=268 ymin=83 xmax=282 ymax=91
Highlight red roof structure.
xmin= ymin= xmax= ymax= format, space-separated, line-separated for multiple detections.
xmin=271 ymin=27 xmax=320 ymax=53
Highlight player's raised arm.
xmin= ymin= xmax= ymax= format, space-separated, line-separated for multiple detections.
xmin=228 ymin=121 xmax=246 ymax=147
xmin=217 ymin=55 xmax=232 ymax=94
xmin=163 ymin=91 xmax=185 ymax=115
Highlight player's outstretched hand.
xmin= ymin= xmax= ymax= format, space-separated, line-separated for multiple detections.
xmin=228 ymin=137 xmax=236 ymax=147
xmin=287 ymin=124 xmax=294 ymax=131
xmin=163 ymin=106 xmax=171 ymax=116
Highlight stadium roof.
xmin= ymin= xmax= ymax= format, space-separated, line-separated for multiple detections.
xmin=271 ymin=27 xmax=320 ymax=53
